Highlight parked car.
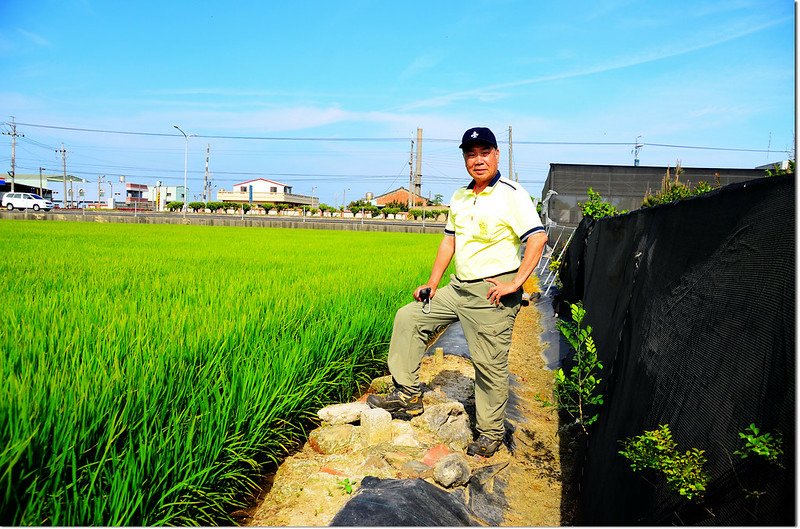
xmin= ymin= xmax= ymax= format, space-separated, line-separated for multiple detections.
xmin=1 ymin=192 xmax=55 ymax=211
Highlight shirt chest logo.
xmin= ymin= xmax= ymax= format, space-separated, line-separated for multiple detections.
xmin=478 ymin=219 xmax=488 ymax=236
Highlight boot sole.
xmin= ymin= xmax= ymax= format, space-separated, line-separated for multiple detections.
xmin=390 ymin=408 xmax=424 ymax=421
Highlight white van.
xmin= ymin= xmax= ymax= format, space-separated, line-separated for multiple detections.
xmin=2 ymin=192 xmax=55 ymax=211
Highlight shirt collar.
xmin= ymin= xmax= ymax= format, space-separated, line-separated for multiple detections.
xmin=466 ymin=171 xmax=502 ymax=191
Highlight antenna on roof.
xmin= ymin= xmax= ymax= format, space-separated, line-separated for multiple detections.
xmin=632 ymin=135 xmax=643 ymax=166
xmin=767 ymin=131 xmax=772 ymax=162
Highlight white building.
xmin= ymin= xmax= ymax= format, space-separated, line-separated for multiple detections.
xmin=146 ymin=184 xmax=187 ymax=211
xmin=217 ymin=178 xmax=318 ymax=207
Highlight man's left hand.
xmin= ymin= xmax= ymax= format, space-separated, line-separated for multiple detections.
xmin=484 ymin=278 xmax=518 ymax=306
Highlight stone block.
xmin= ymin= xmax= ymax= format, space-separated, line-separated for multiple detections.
xmin=308 ymin=424 xmax=355 ymax=455
xmin=391 ymin=421 xmax=421 ymax=448
xmin=317 ymin=402 xmax=371 ymax=425
xmin=360 ymin=408 xmax=393 ymax=445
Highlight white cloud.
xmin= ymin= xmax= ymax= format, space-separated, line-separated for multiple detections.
xmin=396 ymin=15 xmax=788 ymax=111
xmin=399 ymin=52 xmax=446 ymax=81
xmin=17 ymin=29 xmax=50 ymax=47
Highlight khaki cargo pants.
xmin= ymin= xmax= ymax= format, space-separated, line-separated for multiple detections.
xmin=388 ymin=271 xmax=521 ymax=440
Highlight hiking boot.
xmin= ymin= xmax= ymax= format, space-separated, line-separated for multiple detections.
xmin=366 ymin=387 xmax=424 ymax=420
xmin=467 ymin=434 xmax=503 ymax=457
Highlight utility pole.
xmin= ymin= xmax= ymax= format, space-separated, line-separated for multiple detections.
xmin=203 ymin=143 xmax=210 ymax=206
xmin=508 ymin=125 xmax=514 ymax=181
xmin=98 ymin=175 xmax=105 ymax=209
xmin=633 ymin=135 xmax=643 ymax=166
xmin=413 ymin=128 xmax=423 ymax=206
xmin=56 ymin=144 xmax=67 ymax=208
xmin=2 ymin=117 xmax=23 ymax=192
xmin=69 ymin=169 xmax=75 ymax=208
xmin=39 ymin=167 xmax=45 ymax=196
xmin=408 ymin=139 xmax=414 ymax=209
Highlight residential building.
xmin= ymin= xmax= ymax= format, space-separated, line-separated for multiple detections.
xmin=217 ymin=178 xmax=318 ymax=207
xmin=372 ymin=187 xmax=429 ymax=208
xmin=146 ymin=185 xmax=187 ymax=211
xmin=125 ymin=183 xmax=149 ymax=204
xmin=541 ymin=163 xmax=768 ymax=228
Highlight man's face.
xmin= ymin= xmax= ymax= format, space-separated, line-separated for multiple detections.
xmin=463 ymin=144 xmax=500 ymax=183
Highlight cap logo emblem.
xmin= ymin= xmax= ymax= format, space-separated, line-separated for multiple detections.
xmin=470 ymin=131 xmax=479 ymax=139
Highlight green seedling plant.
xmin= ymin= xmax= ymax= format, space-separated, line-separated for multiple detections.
xmin=725 ymin=423 xmax=785 ymax=516
xmin=734 ymin=424 xmax=783 ymax=467
xmin=337 ymin=478 xmax=354 ymax=495
xmin=619 ymin=424 xmax=709 ymax=501
xmin=537 ymin=302 xmax=604 ymax=434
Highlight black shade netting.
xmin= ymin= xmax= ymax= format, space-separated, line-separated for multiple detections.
xmin=556 ymin=174 xmax=794 ymax=525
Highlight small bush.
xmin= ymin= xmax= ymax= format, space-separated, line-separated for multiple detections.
xmin=536 ymin=302 xmax=603 ymax=434
xmin=619 ymin=424 xmax=709 ymax=501
xmin=642 ymin=164 xmax=719 ymax=208
xmin=580 ymin=188 xmax=627 ymax=219
xmin=734 ymin=423 xmax=783 ymax=465
xmin=765 ymin=160 xmax=795 ymax=177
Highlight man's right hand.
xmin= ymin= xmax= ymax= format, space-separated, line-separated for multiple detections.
xmin=414 ymin=285 xmax=436 ymax=301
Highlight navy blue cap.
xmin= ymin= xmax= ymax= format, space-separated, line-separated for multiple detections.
xmin=459 ymin=127 xmax=498 ymax=150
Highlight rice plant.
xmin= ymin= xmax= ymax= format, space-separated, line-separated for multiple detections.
xmin=0 ymin=220 xmax=442 ymax=525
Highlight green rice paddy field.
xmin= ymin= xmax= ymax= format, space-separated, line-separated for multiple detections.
xmin=0 ymin=220 xmax=443 ymax=525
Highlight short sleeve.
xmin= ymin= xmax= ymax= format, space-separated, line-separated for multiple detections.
xmin=509 ymin=187 xmax=544 ymax=241
xmin=444 ymin=211 xmax=455 ymax=236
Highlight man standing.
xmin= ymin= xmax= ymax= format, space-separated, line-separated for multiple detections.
xmin=368 ymin=126 xmax=548 ymax=457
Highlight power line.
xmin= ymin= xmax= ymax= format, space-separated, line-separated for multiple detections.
xmin=7 ymin=121 xmax=780 ymax=153
xmin=643 ymin=142 xmax=776 ymax=153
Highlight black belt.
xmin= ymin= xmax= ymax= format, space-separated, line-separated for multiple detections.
xmin=456 ymin=269 xmax=518 ymax=283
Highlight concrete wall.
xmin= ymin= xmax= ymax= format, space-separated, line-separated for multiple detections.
xmin=0 ymin=211 xmax=446 ymax=235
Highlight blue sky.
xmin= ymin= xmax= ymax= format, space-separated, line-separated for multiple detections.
xmin=0 ymin=0 xmax=794 ymax=206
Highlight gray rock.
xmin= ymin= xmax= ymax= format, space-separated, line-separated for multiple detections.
xmin=419 ymin=402 xmax=466 ymax=430
xmin=361 ymin=408 xmax=393 ymax=445
xmin=401 ymin=460 xmax=433 ymax=478
xmin=437 ymin=415 xmax=472 ymax=451
xmin=413 ymin=402 xmax=472 ymax=450
xmin=308 ymin=424 xmax=355 ymax=454
xmin=317 ymin=402 xmax=371 ymax=425
xmin=433 ymin=454 xmax=471 ymax=488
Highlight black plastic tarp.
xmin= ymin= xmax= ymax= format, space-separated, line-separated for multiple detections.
xmin=330 ymin=477 xmax=477 ymax=526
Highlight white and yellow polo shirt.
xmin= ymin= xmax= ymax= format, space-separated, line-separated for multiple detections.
xmin=444 ymin=172 xmax=544 ymax=281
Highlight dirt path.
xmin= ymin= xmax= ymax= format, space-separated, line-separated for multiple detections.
xmin=244 ymin=283 xmax=571 ymax=526
xmin=502 ymin=294 xmax=571 ymax=525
